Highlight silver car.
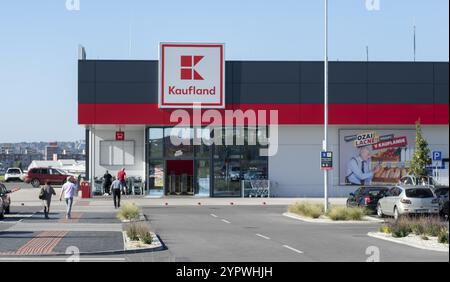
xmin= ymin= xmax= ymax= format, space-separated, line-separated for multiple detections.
xmin=377 ymin=185 xmax=440 ymax=220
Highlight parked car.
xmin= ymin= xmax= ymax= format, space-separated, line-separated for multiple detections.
xmin=24 ymin=167 xmax=70 ymax=188
xmin=399 ymin=175 xmax=447 ymax=189
xmin=4 ymin=168 xmax=24 ymax=182
xmin=0 ymin=183 xmax=11 ymax=219
xmin=433 ymin=187 xmax=449 ymax=218
xmin=377 ymin=185 xmax=440 ymax=220
xmin=346 ymin=186 xmax=389 ymax=214
xmin=228 ymin=167 xmax=241 ymax=181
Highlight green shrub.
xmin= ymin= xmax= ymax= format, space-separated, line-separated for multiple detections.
xmin=125 ymin=223 xmax=139 ymax=241
xmin=126 ymin=222 xmax=153 ymax=244
xmin=288 ymin=202 xmax=324 ymax=219
xmin=438 ymin=229 xmax=449 ymax=244
xmin=390 ymin=217 xmax=412 ymax=238
xmin=379 ymin=224 xmax=392 ymax=234
xmin=423 ymin=219 xmax=443 ymax=237
xmin=117 ymin=202 xmax=140 ymax=222
xmin=139 ymin=231 xmax=153 ymax=245
xmin=381 ymin=217 xmax=448 ymax=241
xmin=135 ymin=223 xmax=153 ymax=245
xmin=326 ymin=206 xmax=366 ymax=221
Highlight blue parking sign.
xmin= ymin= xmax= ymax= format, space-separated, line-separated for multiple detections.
xmin=432 ymin=151 xmax=442 ymax=161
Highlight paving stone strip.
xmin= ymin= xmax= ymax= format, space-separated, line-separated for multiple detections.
xmin=0 ymin=231 xmax=68 ymax=256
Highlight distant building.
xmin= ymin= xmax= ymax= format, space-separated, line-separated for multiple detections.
xmin=45 ymin=143 xmax=59 ymax=160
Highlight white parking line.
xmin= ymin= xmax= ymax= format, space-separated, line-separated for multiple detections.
xmin=221 ymin=219 xmax=231 ymax=224
xmin=255 ymin=234 xmax=271 ymax=240
xmin=283 ymin=245 xmax=303 ymax=254
xmin=210 ymin=214 xmax=218 ymax=218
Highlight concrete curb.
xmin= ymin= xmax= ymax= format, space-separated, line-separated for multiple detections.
xmin=122 ymin=231 xmax=164 ymax=252
xmin=283 ymin=212 xmax=384 ymax=224
xmin=367 ymin=232 xmax=449 ymax=253
xmin=0 ymin=233 xmax=166 ymax=258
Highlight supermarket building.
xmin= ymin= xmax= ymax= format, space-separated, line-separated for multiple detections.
xmin=78 ymin=44 xmax=449 ymax=197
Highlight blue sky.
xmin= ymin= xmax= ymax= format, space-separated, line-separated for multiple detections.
xmin=0 ymin=0 xmax=448 ymax=142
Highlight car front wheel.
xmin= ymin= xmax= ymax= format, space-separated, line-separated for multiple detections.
xmin=377 ymin=204 xmax=384 ymax=218
xmin=394 ymin=207 xmax=400 ymax=221
xmin=31 ymin=179 xmax=40 ymax=188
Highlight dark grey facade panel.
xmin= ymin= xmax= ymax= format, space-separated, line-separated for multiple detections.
xmin=78 ymin=60 xmax=448 ymax=105
xmin=300 ymin=84 xmax=323 ymax=104
xmin=368 ymin=84 xmax=434 ymax=104
xmin=300 ymin=62 xmax=323 ymax=84
xmin=434 ymin=63 xmax=449 ymax=84
xmin=232 ymin=84 xmax=300 ymax=104
xmin=95 ymin=61 xmax=158 ymax=83
xmin=95 ymin=83 xmax=158 ymax=104
xmin=232 ymin=61 xmax=300 ymax=84
xmin=328 ymin=84 xmax=367 ymax=104
xmin=435 ymin=84 xmax=449 ymax=104
xmin=328 ymin=62 xmax=368 ymax=84
xmin=78 ymin=83 xmax=95 ymax=103
xmin=78 ymin=61 xmax=96 ymax=82
xmin=368 ymin=62 xmax=434 ymax=84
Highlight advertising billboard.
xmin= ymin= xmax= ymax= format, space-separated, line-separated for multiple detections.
xmin=339 ymin=129 xmax=416 ymax=185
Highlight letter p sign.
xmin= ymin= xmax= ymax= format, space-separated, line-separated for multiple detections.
xmin=66 ymin=0 xmax=80 ymax=11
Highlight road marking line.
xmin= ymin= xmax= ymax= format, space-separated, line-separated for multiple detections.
xmin=221 ymin=219 xmax=231 ymax=224
xmin=255 ymin=234 xmax=271 ymax=240
xmin=210 ymin=214 xmax=218 ymax=218
xmin=283 ymin=245 xmax=303 ymax=254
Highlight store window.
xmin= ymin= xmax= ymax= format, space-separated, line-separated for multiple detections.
xmin=148 ymin=160 xmax=164 ymax=197
xmin=212 ymin=127 xmax=268 ymax=197
xmin=148 ymin=128 xmax=164 ymax=159
xmin=164 ymin=127 xmax=194 ymax=158
xmin=100 ymin=141 xmax=135 ymax=166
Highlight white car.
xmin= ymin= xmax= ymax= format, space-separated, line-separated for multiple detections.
xmin=4 ymin=168 xmax=24 ymax=182
xmin=377 ymin=185 xmax=440 ymax=220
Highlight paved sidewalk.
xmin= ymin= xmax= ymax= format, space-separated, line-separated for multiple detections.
xmin=0 ymin=200 xmax=125 ymax=256
xmin=6 ymin=183 xmax=347 ymax=207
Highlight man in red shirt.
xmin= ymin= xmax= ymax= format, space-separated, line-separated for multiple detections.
xmin=117 ymin=168 xmax=127 ymax=194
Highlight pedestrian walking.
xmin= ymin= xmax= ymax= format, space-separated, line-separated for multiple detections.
xmin=117 ymin=168 xmax=127 ymax=195
xmin=59 ymin=176 xmax=77 ymax=219
xmin=103 ymin=170 xmax=113 ymax=196
xmin=111 ymin=178 xmax=122 ymax=209
xmin=39 ymin=181 xmax=56 ymax=219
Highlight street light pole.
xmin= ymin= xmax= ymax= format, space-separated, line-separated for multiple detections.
xmin=323 ymin=0 xmax=329 ymax=213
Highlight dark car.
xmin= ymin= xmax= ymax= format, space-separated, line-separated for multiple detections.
xmin=347 ymin=186 xmax=389 ymax=214
xmin=433 ymin=187 xmax=449 ymax=218
xmin=0 ymin=183 xmax=12 ymax=219
xmin=24 ymin=167 xmax=70 ymax=188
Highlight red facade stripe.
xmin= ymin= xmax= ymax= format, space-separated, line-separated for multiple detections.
xmin=78 ymin=103 xmax=449 ymax=125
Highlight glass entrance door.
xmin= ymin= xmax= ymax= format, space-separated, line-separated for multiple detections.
xmin=166 ymin=160 xmax=194 ymax=196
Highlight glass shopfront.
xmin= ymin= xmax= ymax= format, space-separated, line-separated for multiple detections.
xmin=146 ymin=126 xmax=268 ymax=197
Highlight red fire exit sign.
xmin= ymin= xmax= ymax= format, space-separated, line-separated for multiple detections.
xmin=116 ymin=131 xmax=125 ymax=141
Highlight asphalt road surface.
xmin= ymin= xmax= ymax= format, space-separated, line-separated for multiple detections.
xmin=132 ymin=205 xmax=449 ymax=262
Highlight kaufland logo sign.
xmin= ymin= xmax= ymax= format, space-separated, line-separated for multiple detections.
xmin=159 ymin=43 xmax=225 ymax=108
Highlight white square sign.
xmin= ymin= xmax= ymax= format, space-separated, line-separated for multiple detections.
xmin=159 ymin=43 xmax=225 ymax=108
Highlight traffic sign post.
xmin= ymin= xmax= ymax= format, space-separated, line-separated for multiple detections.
xmin=321 ymin=151 xmax=333 ymax=170
xmin=432 ymin=151 xmax=442 ymax=161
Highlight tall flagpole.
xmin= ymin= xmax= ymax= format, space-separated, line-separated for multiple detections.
xmin=323 ymin=0 xmax=329 ymax=213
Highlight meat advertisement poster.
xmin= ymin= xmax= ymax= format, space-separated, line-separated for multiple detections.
xmin=339 ymin=129 xmax=416 ymax=185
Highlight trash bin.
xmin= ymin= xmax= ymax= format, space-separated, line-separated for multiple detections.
xmin=81 ymin=181 xmax=91 ymax=199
